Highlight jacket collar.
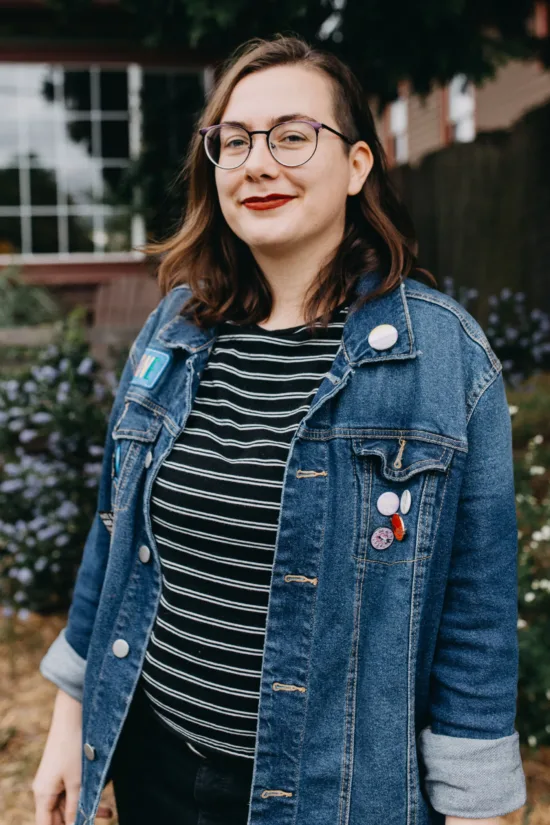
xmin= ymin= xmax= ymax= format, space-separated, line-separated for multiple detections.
xmin=155 ymin=270 xmax=417 ymax=366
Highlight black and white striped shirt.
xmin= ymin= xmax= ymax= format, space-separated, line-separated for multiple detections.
xmin=139 ymin=300 xmax=349 ymax=759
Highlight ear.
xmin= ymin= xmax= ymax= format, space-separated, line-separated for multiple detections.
xmin=348 ymin=141 xmax=374 ymax=196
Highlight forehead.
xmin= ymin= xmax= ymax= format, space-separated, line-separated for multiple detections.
xmin=221 ymin=65 xmax=335 ymax=127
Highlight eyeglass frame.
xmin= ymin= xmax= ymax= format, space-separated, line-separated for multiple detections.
xmin=198 ymin=119 xmax=356 ymax=169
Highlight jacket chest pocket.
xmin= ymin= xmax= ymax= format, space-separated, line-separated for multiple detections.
xmin=111 ymin=401 xmax=164 ymax=512
xmin=351 ymin=433 xmax=455 ymax=562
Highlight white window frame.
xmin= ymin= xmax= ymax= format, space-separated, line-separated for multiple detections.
xmin=448 ymin=73 xmax=476 ymax=143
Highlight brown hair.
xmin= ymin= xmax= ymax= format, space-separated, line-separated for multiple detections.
xmin=146 ymin=33 xmax=436 ymax=330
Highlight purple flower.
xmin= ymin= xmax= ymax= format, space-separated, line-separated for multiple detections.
xmin=37 ymin=523 xmax=62 ymax=541
xmin=34 ymin=557 xmax=48 ymax=572
xmin=31 ymin=412 xmax=53 ymax=425
xmin=17 ymin=568 xmax=33 ymax=585
xmin=17 ymin=608 xmax=30 ymax=621
xmin=0 ymin=478 xmax=24 ymax=493
xmin=19 ymin=429 xmax=38 ymax=443
xmin=77 ymin=357 xmax=94 ymax=376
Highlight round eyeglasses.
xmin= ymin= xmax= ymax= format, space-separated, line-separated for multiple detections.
xmin=199 ymin=120 xmax=355 ymax=170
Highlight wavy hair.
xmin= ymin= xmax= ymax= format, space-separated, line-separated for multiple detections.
xmin=146 ymin=33 xmax=436 ymax=330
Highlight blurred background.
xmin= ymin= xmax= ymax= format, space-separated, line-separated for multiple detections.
xmin=0 ymin=1 xmax=549 ymax=823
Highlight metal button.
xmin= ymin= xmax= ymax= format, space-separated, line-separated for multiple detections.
xmin=377 ymin=491 xmax=400 ymax=516
xmin=368 ymin=324 xmax=398 ymax=351
xmin=138 ymin=544 xmax=151 ymax=563
xmin=112 ymin=638 xmax=130 ymax=658
xmin=144 ymin=450 xmax=153 ymax=468
xmin=84 ymin=743 xmax=96 ymax=761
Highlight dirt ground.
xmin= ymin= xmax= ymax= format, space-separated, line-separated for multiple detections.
xmin=1 ymin=613 xmax=549 ymax=825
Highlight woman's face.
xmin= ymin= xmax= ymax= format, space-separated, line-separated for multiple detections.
xmin=214 ymin=64 xmax=373 ymax=257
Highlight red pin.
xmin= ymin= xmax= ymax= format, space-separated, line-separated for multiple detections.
xmin=391 ymin=513 xmax=406 ymax=541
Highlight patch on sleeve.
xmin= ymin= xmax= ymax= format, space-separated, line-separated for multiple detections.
xmin=99 ymin=511 xmax=115 ymax=535
xmin=130 ymin=347 xmax=172 ymax=389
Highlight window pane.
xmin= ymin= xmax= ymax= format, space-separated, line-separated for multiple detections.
xmin=28 ymin=119 xmax=59 ymax=167
xmin=68 ymin=213 xmax=94 ymax=252
xmin=0 ymin=217 xmax=22 ymax=254
xmin=101 ymin=120 xmax=129 ymax=159
xmin=0 ymin=168 xmax=20 ymax=207
xmin=100 ymin=70 xmax=128 ymax=111
xmin=30 ymin=167 xmax=58 ymax=206
xmin=0 ymin=119 xmax=20 ymax=166
xmin=65 ymin=118 xmax=93 ymax=157
xmin=102 ymin=165 xmax=128 ymax=200
xmin=104 ymin=210 xmax=131 ymax=251
xmin=62 ymin=165 xmax=101 ymax=206
xmin=31 ymin=215 xmax=59 ymax=253
xmin=64 ymin=71 xmax=92 ymax=112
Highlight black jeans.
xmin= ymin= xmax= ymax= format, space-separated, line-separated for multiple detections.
xmin=109 ymin=684 xmax=255 ymax=824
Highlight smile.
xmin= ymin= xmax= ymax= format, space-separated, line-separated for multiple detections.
xmin=243 ymin=197 xmax=296 ymax=211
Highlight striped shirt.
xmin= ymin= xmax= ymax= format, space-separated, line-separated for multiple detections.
xmin=139 ymin=300 xmax=349 ymax=759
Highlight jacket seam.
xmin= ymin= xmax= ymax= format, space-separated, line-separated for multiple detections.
xmin=465 ymin=366 xmax=503 ymax=428
xmin=405 ymin=291 xmax=500 ymax=371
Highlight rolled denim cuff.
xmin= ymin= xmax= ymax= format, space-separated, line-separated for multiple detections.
xmin=418 ymin=725 xmax=527 ymax=817
xmin=39 ymin=626 xmax=86 ymax=703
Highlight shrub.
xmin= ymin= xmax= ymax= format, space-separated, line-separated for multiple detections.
xmin=441 ymin=277 xmax=550 ymax=387
xmin=0 ymin=308 xmax=119 ymax=616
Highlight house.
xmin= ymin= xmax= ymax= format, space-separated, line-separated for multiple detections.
xmin=376 ymin=1 xmax=550 ymax=168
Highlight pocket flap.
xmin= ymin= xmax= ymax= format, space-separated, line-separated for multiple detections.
xmin=112 ymin=400 xmax=164 ymax=442
xmin=352 ymin=434 xmax=454 ymax=481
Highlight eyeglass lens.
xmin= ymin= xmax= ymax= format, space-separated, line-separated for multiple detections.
xmin=204 ymin=121 xmax=317 ymax=168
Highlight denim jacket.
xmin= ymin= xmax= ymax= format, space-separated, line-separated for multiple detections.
xmin=40 ymin=271 xmax=527 ymax=825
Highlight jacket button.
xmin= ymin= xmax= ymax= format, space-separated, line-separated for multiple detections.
xmin=84 ymin=743 xmax=96 ymax=760
xmin=144 ymin=450 xmax=153 ymax=468
xmin=112 ymin=639 xmax=130 ymax=658
xmin=138 ymin=544 xmax=151 ymax=563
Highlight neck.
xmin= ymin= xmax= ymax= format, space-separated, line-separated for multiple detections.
xmin=250 ymin=228 xmax=345 ymax=329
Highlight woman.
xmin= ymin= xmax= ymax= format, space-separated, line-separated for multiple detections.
xmin=33 ymin=34 xmax=526 ymax=825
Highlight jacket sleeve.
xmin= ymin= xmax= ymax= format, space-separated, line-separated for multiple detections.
xmin=39 ymin=297 xmax=168 ymax=702
xmin=417 ymin=368 xmax=527 ymax=818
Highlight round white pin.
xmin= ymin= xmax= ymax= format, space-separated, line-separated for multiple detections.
xmin=400 ymin=489 xmax=412 ymax=515
xmin=377 ymin=491 xmax=400 ymax=516
xmin=368 ymin=324 xmax=398 ymax=351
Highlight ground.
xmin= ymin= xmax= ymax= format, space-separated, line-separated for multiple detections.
xmin=1 ymin=613 xmax=549 ymax=825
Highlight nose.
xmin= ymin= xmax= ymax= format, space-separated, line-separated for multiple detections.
xmin=242 ymin=133 xmax=280 ymax=176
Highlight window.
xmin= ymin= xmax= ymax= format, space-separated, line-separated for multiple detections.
xmin=388 ymin=96 xmax=409 ymax=164
xmin=0 ymin=63 xmax=205 ymax=262
xmin=447 ymin=74 xmax=476 ymax=143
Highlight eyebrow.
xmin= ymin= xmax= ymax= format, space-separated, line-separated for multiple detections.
xmin=221 ymin=113 xmax=317 ymax=129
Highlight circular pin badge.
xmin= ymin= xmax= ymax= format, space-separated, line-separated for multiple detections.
xmin=400 ymin=489 xmax=411 ymax=515
xmin=370 ymin=526 xmax=394 ymax=550
xmin=377 ymin=491 xmax=400 ymax=516
xmin=367 ymin=324 xmax=398 ymax=352
xmin=391 ymin=513 xmax=406 ymax=541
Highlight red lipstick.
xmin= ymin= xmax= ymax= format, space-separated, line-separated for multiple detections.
xmin=242 ymin=194 xmax=297 ymax=211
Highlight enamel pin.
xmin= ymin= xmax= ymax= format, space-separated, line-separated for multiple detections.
xmin=371 ymin=526 xmax=394 ymax=550
xmin=391 ymin=513 xmax=406 ymax=541
xmin=131 ymin=348 xmax=172 ymax=389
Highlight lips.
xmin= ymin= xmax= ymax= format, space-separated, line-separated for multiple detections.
xmin=242 ymin=194 xmax=297 ymax=211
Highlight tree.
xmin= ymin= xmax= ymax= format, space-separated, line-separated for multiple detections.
xmin=40 ymin=0 xmax=550 ymax=103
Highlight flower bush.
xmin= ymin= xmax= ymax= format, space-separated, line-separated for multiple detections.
xmin=442 ymin=277 xmax=550 ymax=387
xmin=0 ymin=308 xmax=119 ymax=617
xmin=513 ymin=423 xmax=550 ymax=750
